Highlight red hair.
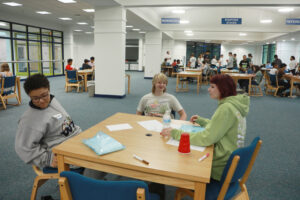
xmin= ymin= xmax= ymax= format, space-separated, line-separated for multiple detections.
xmin=210 ymin=74 xmax=237 ymax=99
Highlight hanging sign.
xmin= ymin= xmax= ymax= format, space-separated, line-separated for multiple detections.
xmin=161 ymin=18 xmax=180 ymax=24
xmin=286 ymin=18 xmax=300 ymax=25
xmin=222 ymin=18 xmax=242 ymax=25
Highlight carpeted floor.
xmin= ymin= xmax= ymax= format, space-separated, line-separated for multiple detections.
xmin=0 ymin=71 xmax=299 ymax=200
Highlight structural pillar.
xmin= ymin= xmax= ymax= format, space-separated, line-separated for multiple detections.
xmin=94 ymin=6 xmax=126 ymax=97
xmin=144 ymin=31 xmax=162 ymax=78
xmin=63 ymin=28 xmax=74 ymax=64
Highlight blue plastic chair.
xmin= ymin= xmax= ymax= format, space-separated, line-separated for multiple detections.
xmin=175 ymin=137 xmax=262 ymax=200
xmin=59 ymin=171 xmax=160 ymax=200
xmin=0 ymin=76 xmax=20 ymax=109
xmin=31 ymin=166 xmax=84 ymax=200
xmin=65 ymin=70 xmax=83 ymax=92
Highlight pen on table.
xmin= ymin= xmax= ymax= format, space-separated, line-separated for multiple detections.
xmin=133 ymin=154 xmax=149 ymax=165
xmin=198 ymin=153 xmax=209 ymax=162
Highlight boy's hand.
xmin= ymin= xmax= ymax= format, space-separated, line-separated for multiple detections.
xmin=190 ymin=115 xmax=199 ymax=123
xmin=160 ymin=128 xmax=172 ymax=138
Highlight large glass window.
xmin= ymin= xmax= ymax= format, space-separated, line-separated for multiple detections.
xmin=262 ymin=44 xmax=276 ymax=64
xmin=0 ymin=21 xmax=63 ymax=77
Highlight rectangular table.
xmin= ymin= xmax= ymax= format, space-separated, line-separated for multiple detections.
xmin=227 ymin=73 xmax=255 ymax=96
xmin=53 ymin=113 xmax=213 ymax=200
xmin=175 ymin=71 xmax=202 ymax=94
xmin=78 ymin=70 xmax=93 ymax=92
xmin=289 ymin=75 xmax=300 ymax=97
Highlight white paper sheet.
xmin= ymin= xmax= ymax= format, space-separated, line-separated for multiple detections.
xmin=166 ymin=138 xmax=206 ymax=152
xmin=106 ymin=123 xmax=132 ymax=131
xmin=137 ymin=120 xmax=163 ymax=132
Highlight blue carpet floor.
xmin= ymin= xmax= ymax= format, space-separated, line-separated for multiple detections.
xmin=0 ymin=71 xmax=299 ymax=200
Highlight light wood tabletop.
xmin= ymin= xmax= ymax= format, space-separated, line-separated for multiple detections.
xmin=227 ymin=73 xmax=255 ymax=96
xmin=78 ymin=70 xmax=93 ymax=92
xmin=175 ymin=71 xmax=202 ymax=94
xmin=53 ymin=112 xmax=213 ymax=200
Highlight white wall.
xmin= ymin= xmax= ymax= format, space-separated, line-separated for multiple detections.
xmin=221 ymin=44 xmax=263 ymax=65
xmin=172 ymin=40 xmax=187 ymax=66
xmin=276 ymin=41 xmax=300 ymax=65
xmin=73 ymin=34 xmax=95 ymax=69
xmin=161 ymin=39 xmax=174 ymax=62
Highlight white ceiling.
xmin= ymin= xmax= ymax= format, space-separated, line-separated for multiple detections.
xmin=0 ymin=0 xmax=300 ymax=43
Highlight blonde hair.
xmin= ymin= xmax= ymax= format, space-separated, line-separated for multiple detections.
xmin=152 ymin=73 xmax=168 ymax=93
xmin=0 ymin=63 xmax=10 ymax=72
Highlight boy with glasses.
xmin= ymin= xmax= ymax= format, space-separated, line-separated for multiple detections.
xmin=15 ymin=74 xmax=82 ymax=168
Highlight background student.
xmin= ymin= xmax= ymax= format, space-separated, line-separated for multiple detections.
xmin=65 ymin=58 xmax=75 ymax=71
xmin=136 ymin=73 xmax=187 ymax=120
xmin=0 ymin=63 xmax=13 ymax=77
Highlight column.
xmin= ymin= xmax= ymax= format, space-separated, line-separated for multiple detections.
xmin=63 ymin=28 xmax=74 ymax=64
xmin=138 ymin=38 xmax=144 ymax=71
xmin=94 ymin=6 xmax=126 ymax=97
xmin=162 ymin=39 xmax=175 ymax=61
xmin=144 ymin=31 xmax=162 ymax=78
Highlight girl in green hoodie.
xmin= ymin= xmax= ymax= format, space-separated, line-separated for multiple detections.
xmin=161 ymin=74 xmax=250 ymax=181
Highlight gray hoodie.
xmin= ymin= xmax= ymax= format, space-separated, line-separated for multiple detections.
xmin=15 ymin=96 xmax=81 ymax=168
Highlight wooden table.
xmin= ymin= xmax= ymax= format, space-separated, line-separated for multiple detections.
xmin=289 ymin=75 xmax=300 ymax=97
xmin=227 ymin=73 xmax=255 ymax=96
xmin=78 ymin=70 xmax=93 ymax=92
xmin=186 ymin=68 xmax=202 ymax=73
xmin=175 ymin=71 xmax=202 ymax=94
xmin=220 ymin=69 xmax=239 ymax=74
xmin=53 ymin=113 xmax=213 ymax=200
xmin=125 ymin=74 xmax=130 ymax=94
xmin=16 ymin=76 xmax=21 ymax=103
xmin=161 ymin=66 xmax=173 ymax=77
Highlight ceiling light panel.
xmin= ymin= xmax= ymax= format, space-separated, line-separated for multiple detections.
xmin=172 ymin=10 xmax=185 ymax=14
xmin=239 ymin=33 xmax=247 ymax=36
xmin=59 ymin=17 xmax=72 ymax=20
xmin=2 ymin=2 xmax=22 ymax=6
xmin=180 ymin=20 xmax=189 ymax=24
xmin=126 ymin=25 xmax=133 ymax=28
xmin=77 ymin=22 xmax=88 ymax=25
xmin=74 ymin=30 xmax=82 ymax=32
xmin=58 ymin=0 xmax=76 ymax=3
xmin=260 ymin=19 xmax=272 ymax=24
xmin=83 ymin=9 xmax=95 ymax=13
xmin=132 ymin=29 xmax=140 ymax=31
xmin=278 ymin=8 xmax=294 ymax=13
xmin=36 ymin=11 xmax=51 ymax=15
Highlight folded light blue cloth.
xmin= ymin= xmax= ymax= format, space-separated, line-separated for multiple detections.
xmin=180 ymin=124 xmax=205 ymax=133
xmin=82 ymin=131 xmax=125 ymax=156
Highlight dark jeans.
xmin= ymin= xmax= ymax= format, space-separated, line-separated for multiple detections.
xmin=278 ymin=80 xmax=290 ymax=95
xmin=238 ymin=80 xmax=258 ymax=92
xmin=290 ymin=69 xmax=296 ymax=75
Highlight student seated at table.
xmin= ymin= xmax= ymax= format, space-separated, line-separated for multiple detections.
xmin=239 ymin=65 xmax=263 ymax=93
xmin=136 ymin=73 xmax=187 ymax=120
xmin=0 ymin=63 xmax=13 ymax=77
xmin=161 ymin=74 xmax=250 ymax=182
xmin=239 ymin=55 xmax=250 ymax=73
xmin=81 ymin=59 xmax=93 ymax=80
xmin=65 ymin=58 xmax=75 ymax=71
xmin=15 ymin=74 xmax=82 ymax=168
xmin=277 ymin=63 xmax=292 ymax=97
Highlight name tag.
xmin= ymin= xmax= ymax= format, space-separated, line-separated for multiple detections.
xmin=52 ymin=113 xmax=62 ymax=119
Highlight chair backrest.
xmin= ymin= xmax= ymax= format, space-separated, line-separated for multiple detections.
xmin=1 ymin=76 xmax=16 ymax=95
xmin=60 ymin=171 xmax=150 ymax=200
xmin=66 ymin=70 xmax=77 ymax=80
xmin=268 ymin=73 xmax=278 ymax=87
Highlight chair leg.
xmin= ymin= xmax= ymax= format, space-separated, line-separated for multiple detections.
xmin=31 ymin=177 xmax=48 ymax=200
xmin=0 ymin=97 xmax=7 ymax=109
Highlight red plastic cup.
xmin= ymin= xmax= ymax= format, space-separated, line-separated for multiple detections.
xmin=178 ymin=133 xmax=190 ymax=154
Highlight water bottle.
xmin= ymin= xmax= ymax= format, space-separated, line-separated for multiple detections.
xmin=162 ymin=110 xmax=171 ymax=129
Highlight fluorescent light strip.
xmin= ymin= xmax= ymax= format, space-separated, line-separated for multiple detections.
xmin=291 ymin=38 xmax=295 ymax=41
xmin=172 ymin=10 xmax=185 ymax=14
xmin=278 ymin=8 xmax=294 ymax=13
xmin=83 ymin=9 xmax=95 ymax=13
xmin=85 ymin=32 xmax=92 ymax=34
xmin=2 ymin=2 xmax=22 ymax=6
xmin=0 ymin=22 xmax=7 ymax=26
xmin=184 ymin=30 xmax=193 ymax=33
xmin=126 ymin=25 xmax=133 ymax=28
xmin=180 ymin=20 xmax=189 ymax=24
xmin=59 ymin=17 xmax=72 ymax=21
xmin=74 ymin=30 xmax=82 ymax=32
xmin=239 ymin=33 xmax=247 ymax=36
xmin=139 ymin=32 xmax=146 ymax=34
xmin=36 ymin=11 xmax=51 ymax=15
xmin=77 ymin=22 xmax=88 ymax=25
xmin=260 ymin=19 xmax=272 ymax=24
xmin=186 ymin=33 xmax=194 ymax=36
xmin=132 ymin=29 xmax=140 ymax=31
xmin=57 ymin=0 xmax=76 ymax=3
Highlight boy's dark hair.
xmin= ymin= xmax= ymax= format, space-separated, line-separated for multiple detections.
xmin=24 ymin=74 xmax=50 ymax=95
xmin=67 ymin=58 xmax=73 ymax=63
xmin=291 ymin=56 xmax=295 ymax=60
xmin=90 ymin=56 xmax=95 ymax=60
xmin=84 ymin=59 xmax=89 ymax=63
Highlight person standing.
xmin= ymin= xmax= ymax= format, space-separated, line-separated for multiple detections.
xmin=233 ymin=53 xmax=238 ymax=69
xmin=165 ymin=51 xmax=172 ymax=66
xmin=227 ymin=52 xmax=233 ymax=69
xmin=272 ymin=55 xmax=282 ymax=67
xmin=189 ymin=53 xmax=197 ymax=68
xmin=289 ymin=56 xmax=298 ymax=75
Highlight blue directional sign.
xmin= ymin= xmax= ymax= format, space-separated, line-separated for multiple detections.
xmin=161 ymin=18 xmax=180 ymax=24
xmin=222 ymin=18 xmax=242 ymax=25
xmin=286 ymin=18 xmax=300 ymax=25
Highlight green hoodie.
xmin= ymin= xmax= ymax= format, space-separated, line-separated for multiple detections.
xmin=171 ymin=94 xmax=250 ymax=181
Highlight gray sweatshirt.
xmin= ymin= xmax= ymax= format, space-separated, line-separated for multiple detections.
xmin=15 ymin=96 xmax=81 ymax=168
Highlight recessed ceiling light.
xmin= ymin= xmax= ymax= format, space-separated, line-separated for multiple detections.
xmin=57 ymin=0 xmax=76 ymax=3
xmin=260 ymin=19 xmax=272 ymax=24
xmin=82 ymin=9 xmax=95 ymax=13
xmin=291 ymin=38 xmax=295 ymax=41
xmin=126 ymin=25 xmax=133 ymax=28
xmin=74 ymin=30 xmax=82 ymax=32
xmin=278 ymin=8 xmax=294 ymax=13
xmin=59 ymin=17 xmax=72 ymax=20
xmin=132 ymin=29 xmax=140 ymax=31
xmin=0 ymin=22 xmax=7 ymax=26
xmin=91 ymin=26 xmax=95 ymax=29
xmin=180 ymin=20 xmax=189 ymax=24
xmin=139 ymin=31 xmax=146 ymax=34
xmin=186 ymin=33 xmax=194 ymax=36
xmin=36 ymin=11 xmax=51 ymax=15
xmin=184 ymin=30 xmax=193 ymax=33
xmin=77 ymin=22 xmax=88 ymax=25
xmin=266 ymin=42 xmax=270 ymax=44
xmin=239 ymin=33 xmax=247 ymax=36
xmin=85 ymin=32 xmax=92 ymax=34
xmin=172 ymin=10 xmax=185 ymax=14
xmin=2 ymin=2 xmax=22 ymax=6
